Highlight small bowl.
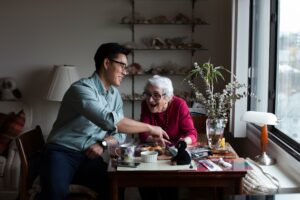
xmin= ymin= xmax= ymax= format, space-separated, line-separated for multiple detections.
xmin=141 ymin=151 xmax=158 ymax=163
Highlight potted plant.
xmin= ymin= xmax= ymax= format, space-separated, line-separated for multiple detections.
xmin=185 ymin=61 xmax=250 ymax=148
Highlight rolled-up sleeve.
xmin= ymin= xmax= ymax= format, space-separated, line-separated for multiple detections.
xmin=112 ymin=133 xmax=126 ymax=144
xmin=111 ymin=94 xmax=126 ymax=144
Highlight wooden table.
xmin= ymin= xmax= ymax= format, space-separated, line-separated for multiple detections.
xmin=108 ymin=158 xmax=248 ymax=200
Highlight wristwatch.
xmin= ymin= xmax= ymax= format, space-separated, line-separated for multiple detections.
xmin=98 ymin=140 xmax=108 ymax=150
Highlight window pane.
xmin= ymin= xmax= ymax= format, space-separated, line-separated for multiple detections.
xmin=275 ymin=0 xmax=300 ymax=144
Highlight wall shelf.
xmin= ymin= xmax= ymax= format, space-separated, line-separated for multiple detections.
xmin=120 ymin=0 xmax=209 ymax=119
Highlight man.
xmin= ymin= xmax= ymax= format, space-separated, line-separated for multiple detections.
xmin=39 ymin=43 xmax=169 ymax=200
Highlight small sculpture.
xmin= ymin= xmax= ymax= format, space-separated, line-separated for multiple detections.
xmin=134 ymin=12 xmax=147 ymax=23
xmin=171 ymin=140 xmax=191 ymax=165
xmin=123 ymin=41 xmax=138 ymax=49
xmin=121 ymin=16 xmax=132 ymax=24
xmin=128 ymin=63 xmax=143 ymax=75
xmin=151 ymin=15 xmax=169 ymax=24
xmin=151 ymin=37 xmax=166 ymax=49
xmin=173 ymin=13 xmax=190 ymax=24
xmin=193 ymin=17 xmax=208 ymax=25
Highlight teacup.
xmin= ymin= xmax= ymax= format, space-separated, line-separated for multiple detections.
xmin=115 ymin=143 xmax=135 ymax=162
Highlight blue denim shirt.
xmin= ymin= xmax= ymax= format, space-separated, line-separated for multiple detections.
xmin=47 ymin=72 xmax=126 ymax=151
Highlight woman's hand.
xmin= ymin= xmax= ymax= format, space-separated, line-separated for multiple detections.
xmin=182 ymin=136 xmax=192 ymax=145
xmin=85 ymin=143 xmax=104 ymax=160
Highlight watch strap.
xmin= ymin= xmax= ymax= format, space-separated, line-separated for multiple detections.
xmin=98 ymin=140 xmax=107 ymax=150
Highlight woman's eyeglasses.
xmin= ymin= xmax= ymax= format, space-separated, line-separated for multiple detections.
xmin=143 ymin=91 xmax=166 ymax=101
xmin=109 ymin=58 xmax=128 ymax=71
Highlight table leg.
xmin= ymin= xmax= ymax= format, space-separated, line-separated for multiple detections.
xmin=110 ymin=179 xmax=118 ymax=200
xmin=236 ymin=178 xmax=243 ymax=194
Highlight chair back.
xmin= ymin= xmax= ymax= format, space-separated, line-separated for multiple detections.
xmin=192 ymin=114 xmax=207 ymax=134
xmin=16 ymin=125 xmax=44 ymax=200
xmin=16 ymin=126 xmax=99 ymax=200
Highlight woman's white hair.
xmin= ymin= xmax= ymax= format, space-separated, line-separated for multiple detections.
xmin=145 ymin=75 xmax=174 ymax=97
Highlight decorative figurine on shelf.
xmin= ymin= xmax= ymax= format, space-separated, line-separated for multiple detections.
xmin=0 ymin=77 xmax=22 ymax=101
xmin=128 ymin=63 xmax=143 ymax=75
xmin=173 ymin=13 xmax=190 ymax=24
xmin=151 ymin=37 xmax=166 ymax=49
xmin=123 ymin=41 xmax=138 ymax=49
xmin=151 ymin=15 xmax=169 ymax=24
xmin=171 ymin=140 xmax=191 ymax=165
xmin=121 ymin=15 xmax=132 ymax=24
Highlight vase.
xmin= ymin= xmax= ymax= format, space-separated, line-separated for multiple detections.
xmin=206 ymin=118 xmax=226 ymax=149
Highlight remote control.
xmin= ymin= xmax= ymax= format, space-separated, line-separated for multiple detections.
xmin=199 ymin=160 xmax=223 ymax=171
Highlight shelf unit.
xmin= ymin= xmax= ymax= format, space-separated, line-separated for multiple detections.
xmin=121 ymin=0 xmax=209 ymax=119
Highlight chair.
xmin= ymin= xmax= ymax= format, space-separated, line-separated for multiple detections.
xmin=191 ymin=114 xmax=207 ymax=144
xmin=191 ymin=114 xmax=207 ymax=134
xmin=16 ymin=126 xmax=98 ymax=200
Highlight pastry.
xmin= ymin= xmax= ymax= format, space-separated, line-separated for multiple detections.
xmin=141 ymin=145 xmax=164 ymax=155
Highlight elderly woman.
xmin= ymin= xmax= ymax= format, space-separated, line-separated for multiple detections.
xmin=139 ymin=75 xmax=198 ymax=145
xmin=138 ymin=75 xmax=197 ymax=200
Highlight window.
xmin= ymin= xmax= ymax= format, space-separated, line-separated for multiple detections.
xmin=250 ymin=0 xmax=300 ymax=160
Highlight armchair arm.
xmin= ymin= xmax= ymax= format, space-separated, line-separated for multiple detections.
xmin=3 ymin=140 xmax=20 ymax=190
xmin=0 ymin=156 xmax=6 ymax=177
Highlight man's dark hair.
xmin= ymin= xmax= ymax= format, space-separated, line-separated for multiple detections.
xmin=94 ymin=43 xmax=131 ymax=71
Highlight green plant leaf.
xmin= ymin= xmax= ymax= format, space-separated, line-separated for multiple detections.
xmin=184 ymin=60 xmax=255 ymax=121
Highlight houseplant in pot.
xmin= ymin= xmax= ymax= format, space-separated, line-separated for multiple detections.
xmin=185 ymin=61 xmax=250 ymax=149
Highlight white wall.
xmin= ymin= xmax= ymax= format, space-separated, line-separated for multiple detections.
xmin=0 ymin=0 xmax=232 ymax=137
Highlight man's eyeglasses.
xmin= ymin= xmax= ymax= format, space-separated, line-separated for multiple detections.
xmin=109 ymin=59 xmax=128 ymax=71
xmin=143 ymin=91 xmax=166 ymax=101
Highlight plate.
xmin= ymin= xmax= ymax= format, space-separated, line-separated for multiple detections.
xmin=135 ymin=144 xmax=172 ymax=160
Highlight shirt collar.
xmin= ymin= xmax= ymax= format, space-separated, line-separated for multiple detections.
xmin=91 ymin=72 xmax=114 ymax=95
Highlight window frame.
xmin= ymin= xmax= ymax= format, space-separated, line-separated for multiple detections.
xmin=250 ymin=0 xmax=300 ymax=161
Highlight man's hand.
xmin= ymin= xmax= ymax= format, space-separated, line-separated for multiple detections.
xmin=146 ymin=135 xmax=172 ymax=146
xmin=85 ymin=143 xmax=104 ymax=160
xmin=149 ymin=125 xmax=170 ymax=147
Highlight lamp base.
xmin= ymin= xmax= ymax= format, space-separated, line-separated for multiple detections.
xmin=255 ymin=152 xmax=276 ymax=165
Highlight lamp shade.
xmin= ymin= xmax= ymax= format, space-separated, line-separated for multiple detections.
xmin=241 ymin=111 xmax=278 ymax=126
xmin=46 ymin=65 xmax=80 ymax=101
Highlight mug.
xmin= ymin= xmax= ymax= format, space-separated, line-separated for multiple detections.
xmin=115 ymin=143 xmax=135 ymax=162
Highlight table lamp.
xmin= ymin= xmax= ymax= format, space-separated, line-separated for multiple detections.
xmin=242 ymin=111 xmax=278 ymax=165
xmin=46 ymin=65 xmax=80 ymax=101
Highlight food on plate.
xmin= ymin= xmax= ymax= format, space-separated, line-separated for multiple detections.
xmin=140 ymin=145 xmax=164 ymax=156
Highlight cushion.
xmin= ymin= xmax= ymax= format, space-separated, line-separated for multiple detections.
xmin=243 ymin=158 xmax=279 ymax=194
xmin=0 ymin=110 xmax=25 ymax=154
